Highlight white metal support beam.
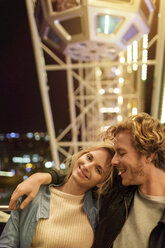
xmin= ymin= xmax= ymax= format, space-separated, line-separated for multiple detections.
xmin=25 ymin=0 xmax=60 ymax=168
xmin=151 ymin=0 xmax=165 ymax=118
xmin=26 ymin=0 xmax=163 ymax=165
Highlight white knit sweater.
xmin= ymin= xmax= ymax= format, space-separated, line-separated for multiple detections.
xmin=31 ymin=187 xmax=94 ymax=248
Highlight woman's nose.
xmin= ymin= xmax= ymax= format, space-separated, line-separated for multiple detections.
xmin=84 ymin=162 xmax=93 ymax=171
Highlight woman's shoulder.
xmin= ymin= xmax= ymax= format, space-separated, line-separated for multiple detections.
xmin=17 ymin=185 xmax=50 ymax=210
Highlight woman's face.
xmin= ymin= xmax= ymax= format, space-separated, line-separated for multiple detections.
xmin=70 ymin=148 xmax=112 ymax=191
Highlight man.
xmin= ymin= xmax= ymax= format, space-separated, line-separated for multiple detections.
xmin=94 ymin=112 xmax=165 ymax=248
xmin=8 ymin=113 xmax=165 ymax=248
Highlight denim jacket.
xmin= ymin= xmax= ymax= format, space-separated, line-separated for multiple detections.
xmin=0 ymin=185 xmax=98 ymax=248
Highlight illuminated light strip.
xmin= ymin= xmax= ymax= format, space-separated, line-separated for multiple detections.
xmin=143 ymin=34 xmax=148 ymax=49
xmin=142 ymin=64 xmax=147 ymax=81
xmin=141 ymin=34 xmax=148 ymax=80
xmin=114 ymin=88 xmax=120 ymax=94
xmin=118 ymin=96 xmax=123 ymax=105
xmin=0 ymin=171 xmax=14 ymax=177
xmin=127 ymin=45 xmax=132 ymax=64
xmin=100 ymin=107 xmax=120 ymax=113
xmin=99 ymin=88 xmax=105 ymax=95
xmin=12 ymin=157 xmax=31 ymax=163
xmin=133 ymin=41 xmax=138 ymax=61
xmin=117 ymin=115 xmax=123 ymax=122
xmin=127 ymin=45 xmax=132 ymax=73
xmin=133 ymin=64 xmax=138 ymax=71
xmin=120 ymin=56 xmax=125 ymax=64
xmin=104 ymin=15 xmax=110 ymax=34
xmin=133 ymin=40 xmax=138 ymax=71
xmin=142 ymin=49 xmax=148 ymax=63
xmin=100 ymin=126 xmax=109 ymax=132
xmin=118 ymin=77 xmax=124 ymax=85
xmin=132 ymin=107 xmax=138 ymax=115
xmin=160 ymin=86 xmax=165 ymax=123
xmin=115 ymin=68 xmax=121 ymax=76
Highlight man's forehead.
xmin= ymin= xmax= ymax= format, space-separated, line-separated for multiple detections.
xmin=113 ymin=132 xmax=131 ymax=145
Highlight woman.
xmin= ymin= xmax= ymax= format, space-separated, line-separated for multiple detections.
xmin=0 ymin=142 xmax=114 ymax=248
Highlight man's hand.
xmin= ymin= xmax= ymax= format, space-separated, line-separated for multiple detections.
xmin=8 ymin=173 xmax=51 ymax=210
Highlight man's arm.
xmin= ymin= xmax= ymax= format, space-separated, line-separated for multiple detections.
xmin=8 ymin=169 xmax=59 ymax=211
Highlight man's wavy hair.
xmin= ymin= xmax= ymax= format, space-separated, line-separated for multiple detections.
xmin=104 ymin=112 xmax=165 ymax=171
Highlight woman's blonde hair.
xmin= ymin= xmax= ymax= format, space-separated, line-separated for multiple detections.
xmin=64 ymin=142 xmax=115 ymax=197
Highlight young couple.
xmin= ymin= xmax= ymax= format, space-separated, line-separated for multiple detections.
xmin=1 ymin=112 xmax=165 ymax=248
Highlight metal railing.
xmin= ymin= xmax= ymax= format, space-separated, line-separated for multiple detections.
xmin=0 ymin=206 xmax=9 ymax=211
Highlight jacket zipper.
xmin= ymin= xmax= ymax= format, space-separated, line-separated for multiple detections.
xmin=124 ymin=197 xmax=128 ymax=219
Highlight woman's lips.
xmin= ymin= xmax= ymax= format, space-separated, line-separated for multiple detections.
xmin=77 ymin=166 xmax=88 ymax=179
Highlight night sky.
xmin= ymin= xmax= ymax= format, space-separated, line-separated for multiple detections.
xmin=0 ymin=0 xmax=69 ymax=134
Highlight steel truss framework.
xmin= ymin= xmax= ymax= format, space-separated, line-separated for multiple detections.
xmin=26 ymin=0 xmax=165 ymax=169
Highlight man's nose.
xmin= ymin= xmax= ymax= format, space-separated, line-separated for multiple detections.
xmin=111 ymin=154 xmax=119 ymax=167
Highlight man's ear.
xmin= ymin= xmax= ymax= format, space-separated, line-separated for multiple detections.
xmin=146 ymin=153 xmax=154 ymax=163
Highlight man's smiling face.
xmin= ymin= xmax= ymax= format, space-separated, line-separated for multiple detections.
xmin=111 ymin=131 xmax=148 ymax=186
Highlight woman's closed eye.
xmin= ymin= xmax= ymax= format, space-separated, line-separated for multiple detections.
xmin=95 ymin=166 xmax=103 ymax=175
